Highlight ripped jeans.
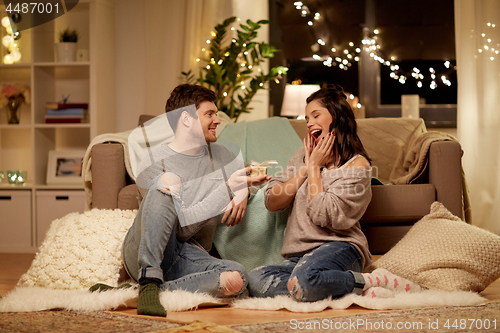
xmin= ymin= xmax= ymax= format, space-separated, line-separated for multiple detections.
xmin=248 ymin=241 xmax=364 ymax=302
xmin=122 ymin=179 xmax=248 ymax=298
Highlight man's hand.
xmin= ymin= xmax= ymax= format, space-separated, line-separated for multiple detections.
xmin=228 ymin=166 xmax=271 ymax=191
xmin=221 ymin=194 xmax=248 ymax=226
xmin=221 ymin=166 xmax=272 ymax=226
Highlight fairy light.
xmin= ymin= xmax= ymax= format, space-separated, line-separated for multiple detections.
xmin=476 ymin=22 xmax=499 ymax=62
xmin=323 ymin=57 xmax=332 ymax=67
xmin=2 ymin=16 xmax=22 ymax=64
xmin=292 ymin=3 xmax=461 ymax=88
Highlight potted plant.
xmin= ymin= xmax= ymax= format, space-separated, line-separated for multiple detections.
xmin=56 ymin=28 xmax=79 ymax=62
xmin=182 ymin=17 xmax=288 ymax=122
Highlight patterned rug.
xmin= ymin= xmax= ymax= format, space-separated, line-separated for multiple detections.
xmin=230 ymin=302 xmax=500 ymax=333
xmin=1 ymin=302 xmax=498 ymax=333
xmin=0 ymin=310 xmax=182 ymax=333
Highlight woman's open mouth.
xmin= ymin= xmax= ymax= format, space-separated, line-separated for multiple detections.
xmin=310 ymin=129 xmax=322 ymax=142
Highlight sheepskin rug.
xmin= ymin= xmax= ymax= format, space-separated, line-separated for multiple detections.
xmin=0 ymin=285 xmax=486 ymax=313
xmin=0 ymin=209 xmax=487 ymax=313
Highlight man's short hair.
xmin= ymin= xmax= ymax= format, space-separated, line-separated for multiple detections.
xmin=165 ymin=84 xmax=217 ymax=131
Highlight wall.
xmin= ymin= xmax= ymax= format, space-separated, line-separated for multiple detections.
xmin=113 ymin=0 xmax=270 ymax=132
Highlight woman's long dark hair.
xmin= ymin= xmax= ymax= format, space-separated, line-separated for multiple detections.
xmin=306 ymin=84 xmax=371 ymax=167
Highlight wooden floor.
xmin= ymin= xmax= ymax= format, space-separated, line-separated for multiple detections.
xmin=2 ymin=253 xmax=500 ymax=331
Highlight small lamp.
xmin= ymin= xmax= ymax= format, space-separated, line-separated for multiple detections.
xmin=401 ymin=94 xmax=420 ymax=119
xmin=281 ymin=84 xmax=321 ymax=118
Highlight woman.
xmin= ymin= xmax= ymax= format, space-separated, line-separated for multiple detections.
xmin=248 ymin=85 xmax=420 ymax=301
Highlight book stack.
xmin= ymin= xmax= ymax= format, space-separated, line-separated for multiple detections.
xmin=45 ymin=102 xmax=89 ymax=123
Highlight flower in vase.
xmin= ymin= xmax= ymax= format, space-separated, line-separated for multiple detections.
xmin=0 ymin=84 xmax=30 ymax=108
xmin=2 ymin=85 xmax=17 ymax=98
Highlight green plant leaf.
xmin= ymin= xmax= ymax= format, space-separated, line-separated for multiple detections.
xmin=181 ymin=16 xmax=288 ymax=120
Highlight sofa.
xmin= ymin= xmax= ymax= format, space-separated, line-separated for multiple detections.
xmin=88 ymin=115 xmax=465 ymax=254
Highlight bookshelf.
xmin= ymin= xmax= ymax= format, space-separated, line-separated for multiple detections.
xmin=0 ymin=0 xmax=115 ymax=252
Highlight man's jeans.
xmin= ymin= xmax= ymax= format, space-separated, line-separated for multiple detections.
xmin=248 ymin=241 xmax=364 ymax=302
xmin=122 ymin=183 xmax=247 ymax=297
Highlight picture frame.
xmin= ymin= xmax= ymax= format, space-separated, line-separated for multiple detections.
xmin=46 ymin=150 xmax=86 ymax=185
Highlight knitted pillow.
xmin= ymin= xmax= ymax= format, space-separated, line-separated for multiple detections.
xmin=373 ymin=202 xmax=500 ymax=292
xmin=17 ymin=209 xmax=136 ymax=290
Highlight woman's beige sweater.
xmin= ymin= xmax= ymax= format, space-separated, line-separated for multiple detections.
xmin=264 ymin=147 xmax=373 ymax=268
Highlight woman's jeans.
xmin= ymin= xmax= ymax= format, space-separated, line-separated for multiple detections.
xmin=122 ymin=185 xmax=247 ymax=297
xmin=248 ymin=241 xmax=365 ymax=302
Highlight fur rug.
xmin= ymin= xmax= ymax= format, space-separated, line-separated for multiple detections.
xmin=0 ymin=286 xmax=486 ymax=313
xmin=1 ymin=208 xmax=487 ymax=313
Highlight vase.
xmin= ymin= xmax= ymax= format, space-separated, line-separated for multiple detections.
xmin=5 ymin=95 xmax=24 ymax=124
xmin=56 ymin=42 xmax=77 ymax=62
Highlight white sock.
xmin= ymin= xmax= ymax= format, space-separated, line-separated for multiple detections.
xmin=362 ymin=268 xmax=421 ymax=293
xmin=362 ymin=287 xmax=395 ymax=298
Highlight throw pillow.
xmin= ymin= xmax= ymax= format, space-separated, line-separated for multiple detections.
xmin=372 ymin=202 xmax=500 ymax=292
xmin=17 ymin=209 xmax=136 ymax=290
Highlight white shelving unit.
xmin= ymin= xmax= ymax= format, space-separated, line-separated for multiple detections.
xmin=0 ymin=0 xmax=115 ymax=252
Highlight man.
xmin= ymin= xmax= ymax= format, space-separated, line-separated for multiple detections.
xmin=94 ymin=84 xmax=270 ymax=317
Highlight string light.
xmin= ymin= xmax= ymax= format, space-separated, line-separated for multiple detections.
xmin=292 ymin=3 xmax=458 ymax=88
xmin=2 ymin=16 xmax=22 ymax=64
xmin=477 ymin=22 xmax=499 ymax=61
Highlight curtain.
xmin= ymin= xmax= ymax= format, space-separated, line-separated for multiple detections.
xmin=455 ymin=0 xmax=500 ymax=235
xmin=114 ymin=0 xmax=269 ymax=131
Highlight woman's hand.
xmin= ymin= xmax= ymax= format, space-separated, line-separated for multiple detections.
xmin=305 ymin=132 xmax=335 ymax=202
xmin=303 ymin=132 xmax=315 ymax=169
xmin=306 ymin=132 xmax=335 ymax=169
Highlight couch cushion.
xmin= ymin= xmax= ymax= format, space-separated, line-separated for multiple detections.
xmin=362 ymin=225 xmax=413 ymax=255
xmin=118 ymin=184 xmax=140 ymax=210
xmin=361 ymin=184 xmax=436 ymax=223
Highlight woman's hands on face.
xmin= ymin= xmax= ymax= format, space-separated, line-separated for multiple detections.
xmin=303 ymin=131 xmax=335 ymax=169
